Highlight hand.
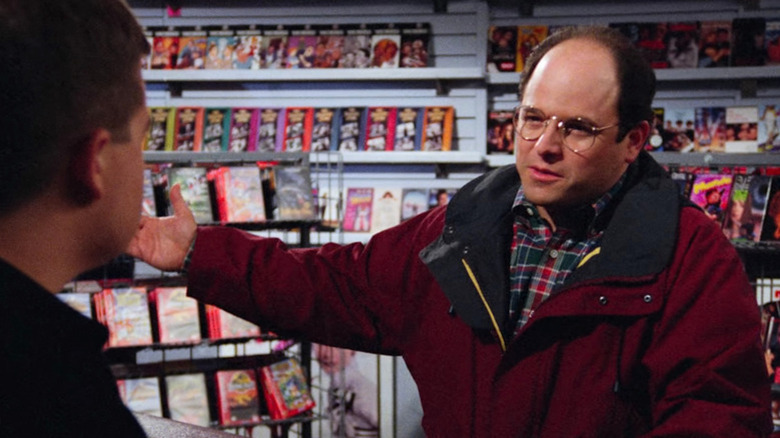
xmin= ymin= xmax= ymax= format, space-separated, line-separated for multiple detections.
xmin=126 ymin=184 xmax=197 ymax=271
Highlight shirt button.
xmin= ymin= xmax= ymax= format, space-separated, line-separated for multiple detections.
xmin=549 ymin=249 xmax=559 ymax=259
xmin=526 ymin=207 xmax=534 ymax=216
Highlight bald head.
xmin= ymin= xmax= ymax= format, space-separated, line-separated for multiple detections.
xmin=520 ymin=26 xmax=656 ymax=140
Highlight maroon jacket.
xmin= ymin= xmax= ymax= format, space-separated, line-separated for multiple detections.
xmin=188 ymin=152 xmax=771 ymax=437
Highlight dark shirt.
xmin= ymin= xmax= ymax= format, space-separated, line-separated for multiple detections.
xmin=0 ymin=259 xmax=146 ymax=437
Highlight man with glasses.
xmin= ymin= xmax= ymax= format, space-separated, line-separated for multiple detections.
xmin=130 ymin=26 xmax=771 ymax=436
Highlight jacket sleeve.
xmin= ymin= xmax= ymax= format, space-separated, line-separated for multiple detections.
xmin=186 ymin=207 xmax=446 ymax=355
xmin=642 ymin=207 xmax=772 ymax=437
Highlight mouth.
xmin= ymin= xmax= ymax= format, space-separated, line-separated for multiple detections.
xmin=528 ymin=166 xmax=563 ymax=182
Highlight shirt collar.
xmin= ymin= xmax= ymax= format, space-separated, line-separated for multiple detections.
xmin=512 ymin=171 xmax=628 ymax=229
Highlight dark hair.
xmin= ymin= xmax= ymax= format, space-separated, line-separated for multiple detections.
xmin=520 ymin=25 xmax=656 ymax=141
xmin=0 ymin=0 xmax=149 ymax=214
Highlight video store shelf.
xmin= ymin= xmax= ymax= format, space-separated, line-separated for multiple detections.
xmin=143 ymin=67 xmax=484 ymax=83
xmin=486 ymin=66 xmax=780 ymax=85
xmin=486 ymin=153 xmax=780 ymax=169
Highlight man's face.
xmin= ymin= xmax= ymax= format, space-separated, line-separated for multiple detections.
xmin=516 ymin=38 xmax=642 ymax=214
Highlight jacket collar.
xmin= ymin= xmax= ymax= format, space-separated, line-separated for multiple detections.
xmin=568 ymin=151 xmax=679 ymax=284
xmin=420 ymin=151 xmax=680 ymax=332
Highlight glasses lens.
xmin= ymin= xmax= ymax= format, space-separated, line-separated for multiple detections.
xmin=517 ymin=107 xmax=547 ymax=141
xmin=560 ymin=119 xmax=597 ymax=151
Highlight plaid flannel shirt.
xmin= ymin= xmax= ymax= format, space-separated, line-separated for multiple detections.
xmin=509 ymin=174 xmax=626 ymax=335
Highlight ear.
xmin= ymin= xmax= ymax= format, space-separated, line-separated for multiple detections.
xmin=623 ymin=120 xmax=650 ymax=164
xmin=67 ymin=129 xmax=112 ymax=205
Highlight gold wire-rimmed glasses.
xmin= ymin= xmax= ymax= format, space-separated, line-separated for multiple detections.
xmin=513 ymin=105 xmax=620 ymax=153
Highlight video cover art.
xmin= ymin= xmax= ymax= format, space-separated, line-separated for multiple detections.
xmin=371 ymin=188 xmax=402 ymax=234
xmin=222 ymin=166 xmax=267 ymax=223
xmin=215 ymin=369 xmax=261 ymax=425
xmin=146 ymin=107 xmax=174 ymax=151
xmin=228 ymin=107 xmax=258 ymax=152
xmin=314 ymin=25 xmax=345 ymax=68
xmin=176 ymin=28 xmax=207 ymax=69
xmin=150 ymin=28 xmax=180 ymax=70
xmin=516 ymin=25 xmax=548 ymax=72
xmin=343 ymin=187 xmax=374 ymax=232
xmin=487 ymin=26 xmax=517 ymax=72
xmin=370 ymin=25 xmax=401 ymax=68
xmin=340 ymin=24 xmax=372 ymax=68
xmin=422 ymin=106 xmax=454 ymax=151
xmin=311 ymin=108 xmax=338 ymax=152
xmin=152 ymin=286 xmax=201 ymax=345
xmin=259 ymin=358 xmax=316 ymax=420
xmin=666 ymin=22 xmax=699 ymax=69
xmin=487 ymin=110 xmax=514 ymax=154
xmin=174 ymin=107 xmax=204 ymax=152
xmin=117 ymin=377 xmax=162 ymax=417
xmin=273 ymin=165 xmax=317 ymax=220
xmin=689 ymin=173 xmax=733 ymax=225
xmin=283 ymin=107 xmax=313 ymax=152
xmin=693 ymin=106 xmax=726 ymax=152
xmin=698 ymin=20 xmax=731 ymax=68
xmin=724 ymin=106 xmax=759 ymax=153
xmin=234 ymin=26 xmax=263 ymax=69
xmin=723 ymin=174 xmax=770 ymax=242
xmin=165 ymin=374 xmax=211 ymax=427
xmin=400 ymin=23 xmax=430 ymax=68
xmin=365 ymin=107 xmax=396 ymax=151
xmin=401 ymin=188 xmax=428 ymax=222
xmin=202 ymin=108 xmax=231 ymax=152
xmin=168 ymin=167 xmax=213 ymax=224
xmin=257 ymin=108 xmax=283 ymax=152
xmin=287 ymin=26 xmax=318 ymax=69
xmin=338 ymin=107 xmax=365 ymax=152
xmin=205 ymin=27 xmax=236 ymax=69
xmin=262 ymin=25 xmax=289 ymax=69
xmin=394 ymin=107 xmax=423 ymax=151
xmin=759 ymin=104 xmax=780 ymax=152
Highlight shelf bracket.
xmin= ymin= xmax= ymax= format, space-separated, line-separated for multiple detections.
xmin=520 ymin=0 xmax=534 ymax=17
xmin=740 ymin=79 xmax=757 ymax=99
xmin=738 ymin=0 xmax=759 ymax=11
xmin=433 ymin=0 xmax=447 ymax=13
xmin=435 ymin=79 xmax=449 ymax=96
xmin=434 ymin=163 xmax=449 ymax=179
xmin=168 ymin=81 xmax=183 ymax=98
xmin=165 ymin=0 xmax=182 ymax=17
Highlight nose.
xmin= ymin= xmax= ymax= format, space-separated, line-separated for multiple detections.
xmin=532 ymin=117 xmax=564 ymax=154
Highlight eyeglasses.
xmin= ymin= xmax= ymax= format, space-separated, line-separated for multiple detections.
xmin=513 ymin=105 xmax=620 ymax=153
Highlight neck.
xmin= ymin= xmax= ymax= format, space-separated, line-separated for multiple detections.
xmin=0 ymin=197 xmax=98 ymax=293
xmin=536 ymin=204 xmax=595 ymax=235
xmin=536 ymin=206 xmax=558 ymax=232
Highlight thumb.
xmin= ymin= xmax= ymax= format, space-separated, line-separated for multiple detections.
xmin=169 ymin=183 xmax=191 ymax=218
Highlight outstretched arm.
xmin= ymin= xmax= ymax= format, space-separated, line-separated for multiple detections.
xmin=126 ymin=184 xmax=197 ymax=271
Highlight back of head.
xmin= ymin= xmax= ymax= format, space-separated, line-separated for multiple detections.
xmin=520 ymin=25 xmax=656 ymax=141
xmin=0 ymin=0 xmax=149 ymax=215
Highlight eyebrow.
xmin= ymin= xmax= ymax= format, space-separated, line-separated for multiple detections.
xmin=523 ymin=106 xmax=600 ymax=125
